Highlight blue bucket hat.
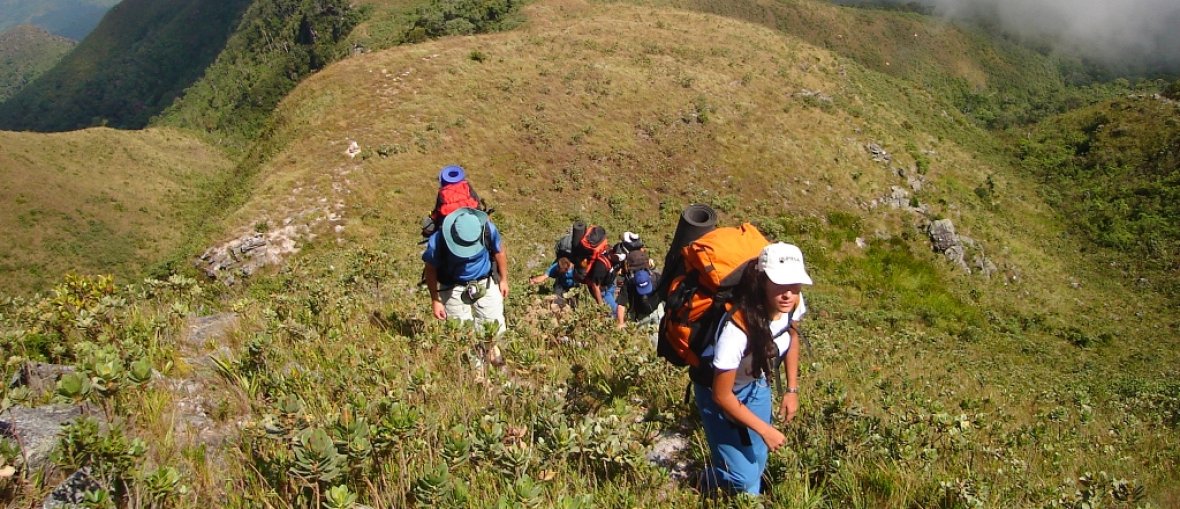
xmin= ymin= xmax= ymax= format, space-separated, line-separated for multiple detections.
xmin=633 ymin=270 xmax=654 ymax=296
xmin=439 ymin=165 xmax=466 ymax=185
xmin=441 ymin=207 xmax=489 ymax=259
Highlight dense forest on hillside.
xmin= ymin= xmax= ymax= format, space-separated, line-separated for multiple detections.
xmin=0 ymin=24 xmax=75 ymax=102
xmin=0 ymin=0 xmax=253 ymax=132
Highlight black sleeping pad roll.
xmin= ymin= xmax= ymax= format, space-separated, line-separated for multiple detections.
xmin=657 ymin=204 xmax=718 ymax=299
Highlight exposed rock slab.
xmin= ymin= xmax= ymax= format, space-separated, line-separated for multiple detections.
xmin=0 ymin=404 xmax=83 ymax=471
xmin=180 ymin=313 xmax=240 ymax=349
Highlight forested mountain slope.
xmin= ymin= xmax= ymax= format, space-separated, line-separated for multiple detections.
xmin=0 ymin=24 xmax=74 ymax=102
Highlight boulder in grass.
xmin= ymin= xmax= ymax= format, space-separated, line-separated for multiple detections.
xmin=0 ymin=404 xmax=83 ymax=471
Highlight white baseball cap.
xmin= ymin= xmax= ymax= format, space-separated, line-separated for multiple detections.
xmin=756 ymin=243 xmax=812 ymax=285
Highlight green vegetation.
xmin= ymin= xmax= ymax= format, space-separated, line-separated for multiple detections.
xmin=156 ymin=0 xmax=366 ymax=154
xmin=0 ymin=25 xmax=74 ymax=102
xmin=1020 ymin=95 xmax=1180 ymax=299
xmin=0 ymin=0 xmax=1177 ymax=507
xmin=161 ymin=0 xmax=525 ymax=154
xmin=0 ymin=0 xmax=254 ymax=132
xmin=0 ymin=128 xmax=234 ymax=294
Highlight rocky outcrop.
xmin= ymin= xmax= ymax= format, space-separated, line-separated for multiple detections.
xmin=8 ymin=362 xmax=75 ymax=399
xmin=0 ymin=405 xmax=83 ymax=471
xmin=42 ymin=467 xmax=103 ymax=509
xmin=867 ymin=142 xmax=891 ymax=164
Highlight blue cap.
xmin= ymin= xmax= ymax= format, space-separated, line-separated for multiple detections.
xmin=439 ymin=165 xmax=466 ymax=185
xmin=633 ymin=270 xmax=654 ymax=296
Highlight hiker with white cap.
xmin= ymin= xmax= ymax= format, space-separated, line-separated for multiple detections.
xmin=694 ymin=242 xmax=811 ymax=496
xmin=610 ymin=231 xmax=648 ymax=272
xmin=422 ymin=207 xmax=510 ymax=363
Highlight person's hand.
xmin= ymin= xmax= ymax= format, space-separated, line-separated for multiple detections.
xmin=431 ymin=300 xmax=447 ymax=320
xmin=781 ymin=392 xmax=799 ymax=423
xmin=615 ymin=321 xmax=626 ymax=330
xmin=528 ymin=275 xmax=546 ymax=285
xmin=499 ymin=280 xmax=510 ymax=298
xmin=760 ymin=426 xmax=786 ymax=452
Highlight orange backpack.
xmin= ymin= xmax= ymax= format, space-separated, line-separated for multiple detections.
xmin=657 ymin=223 xmax=770 ymax=369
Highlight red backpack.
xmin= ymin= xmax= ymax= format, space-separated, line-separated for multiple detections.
xmin=431 ymin=181 xmax=482 ymax=223
xmin=572 ymin=225 xmax=612 ymax=284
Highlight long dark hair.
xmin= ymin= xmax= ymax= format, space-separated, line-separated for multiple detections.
xmin=732 ymin=262 xmax=778 ymax=380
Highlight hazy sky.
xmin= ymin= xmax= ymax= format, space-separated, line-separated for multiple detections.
xmin=847 ymin=0 xmax=1180 ymax=73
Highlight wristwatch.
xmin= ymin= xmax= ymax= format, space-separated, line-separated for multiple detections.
xmin=786 ymin=387 xmax=799 ymax=394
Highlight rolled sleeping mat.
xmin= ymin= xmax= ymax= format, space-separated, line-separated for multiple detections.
xmin=657 ymin=204 xmax=718 ymax=299
xmin=569 ymin=220 xmax=588 ymax=259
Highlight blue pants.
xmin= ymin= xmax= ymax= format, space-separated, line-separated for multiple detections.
xmin=602 ymin=284 xmax=618 ymax=315
xmin=694 ymin=378 xmax=772 ymax=495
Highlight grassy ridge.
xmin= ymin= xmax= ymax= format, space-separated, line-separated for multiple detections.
xmin=0 ymin=24 xmax=74 ymax=102
xmin=620 ymin=0 xmax=1131 ymax=129
xmin=0 ymin=0 xmax=1176 ymax=507
xmin=160 ymin=0 xmax=1172 ymax=504
xmin=0 ymin=128 xmax=233 ymax=294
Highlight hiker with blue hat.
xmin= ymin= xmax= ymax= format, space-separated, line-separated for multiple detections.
xmin=422 ymin=206 xmax=510 ymax=363
xmin=615 ymin=249 xmax=664 ymax=345
xmin=421 ymin=165 xmax=486 ymax=238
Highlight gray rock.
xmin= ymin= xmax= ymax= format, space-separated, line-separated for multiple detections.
xmin=180 ymin=313 xmax=239 ymax=349
xmin=42 ymin=467 xmax=103 ymax=509
xmin=867 ymin=143 xmax=891 ymax=163
xmin=1 ymin=405 xmax=83 ymax=471
xmin=974 ymin=255 xmax=997 ymax=278
xmin=928 ymin=219 xmax=959 ymax=253
xmin=885 ymin=186 xmax=910 ymax=209
xmin=647 ymin=431 xmax=690 ymax=480
xmin=943 ymin=245 xmax=970 ymax=272
xmin=9 ymin=362 xmax=75 ymax=397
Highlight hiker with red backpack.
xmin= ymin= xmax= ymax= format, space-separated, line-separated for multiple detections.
xmin=421 ymin=165 xmax=487 ymax=238
xmin=421 ymin=206 xmax=510 ymax=365
xmin=569 ymin=222 xmax=618 ymax=315
xmin=693 ymin=242 xmax=810 ymax=495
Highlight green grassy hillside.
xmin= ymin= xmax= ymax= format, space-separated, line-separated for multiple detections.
xmin=0 ymin=128 xmax=233 ymax=294
xmin=0 ymin=24 xmax=74 ymax=102
xmin=0 ymin=0 xmax=253 ymax=132
xmin=0 ymin=0 xmax=117 ymax=40
xmin=0 ymin=0 xmax=1176 ymax=508
xmin=4 ymin=1 xmax=1174 ymax=507
xmin=1019 ymin=95 xmax=1180 ymax=300
xmin=157 ymin=0 xmax=522 ymax=154
xmin=626 ymin=0 xmax=1130 ymax=129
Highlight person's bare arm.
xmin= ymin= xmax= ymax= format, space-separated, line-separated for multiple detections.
xmin=494 ymin=249 xmax=509 ymax=297
xmin=780 ymin=327 xmax=801 ymax=423
xmin=424 ymin=263 xmax=446 ymax=320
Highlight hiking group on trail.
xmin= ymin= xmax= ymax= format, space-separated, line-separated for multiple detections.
xmin=419 ymin=166 xmax=813 ymax=498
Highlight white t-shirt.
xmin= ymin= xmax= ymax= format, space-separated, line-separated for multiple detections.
xmin=708 ymin=296 xmax=806 ymax=388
